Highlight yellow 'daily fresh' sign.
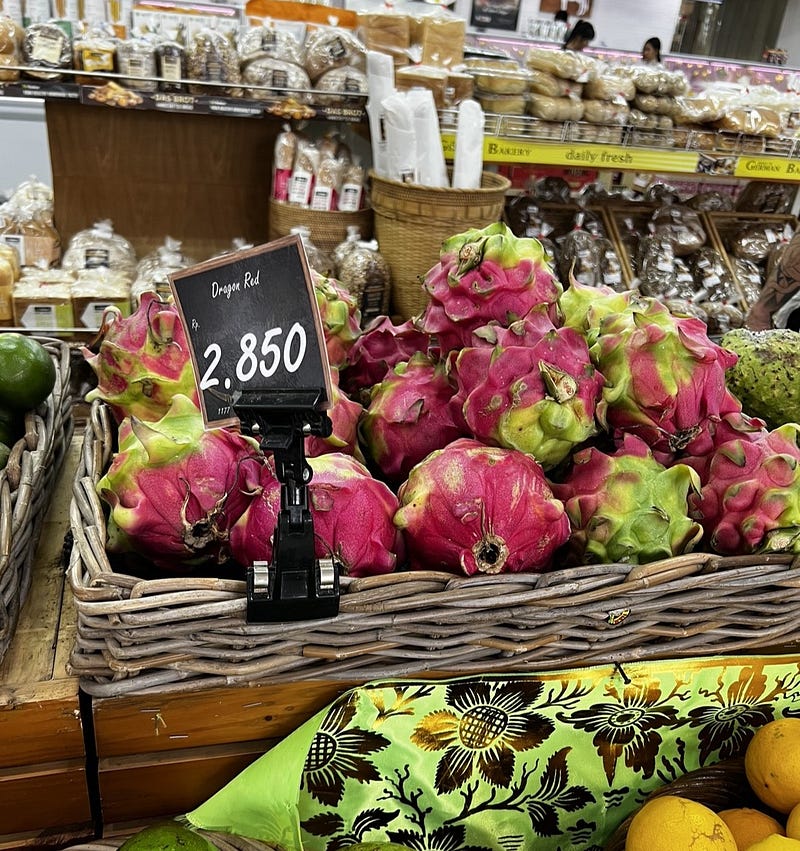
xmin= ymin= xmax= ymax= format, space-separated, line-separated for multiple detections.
xmin=440 ymin=135 xmax=701 ymax=173
xmin=734 ymin=156 xmax=800 ymax=181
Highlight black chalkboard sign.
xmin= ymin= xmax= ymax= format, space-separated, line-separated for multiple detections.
xmin=169 ymin=235 xmax=332 ymax=428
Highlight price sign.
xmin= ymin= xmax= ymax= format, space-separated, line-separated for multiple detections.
xmin=169 ymin=236 xmax=332 ymax=428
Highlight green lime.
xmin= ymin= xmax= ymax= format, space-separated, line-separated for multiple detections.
xmin=119 ymin=822 xmax=215 ymax=850
xmin=0 ymin=407 xmax=22 ymax=447
xmin=0 ymin=333 xmax=56 ymax=412
xmin=0 ymin=441 xmax=9 ymax=470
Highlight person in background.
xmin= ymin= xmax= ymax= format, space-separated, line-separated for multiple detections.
xmin=745 ymin=229 xmax=800 ymax=330
xmin=554 ymin=10 xmax=569 ymax=23
xmin=563 ymin=19 xmax=595 ymax=51
xmin=642 ymin=37 xmax=662 ymax=63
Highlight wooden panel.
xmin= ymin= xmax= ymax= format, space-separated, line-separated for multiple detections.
xmin=92 ymin=679 xmax=350 ymax=758
xmin=46 ymin=101 xmax=280 ymax=259
xmin=98 ymin=742 xmax=267 ymax=823
xmin=0 ymin=693 xmax=84 ymax=768
xmin=0 ymin=759 xmax=92 ymax=835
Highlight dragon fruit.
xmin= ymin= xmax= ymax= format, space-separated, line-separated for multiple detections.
xmin=97 ymin=395 xmax=263 ymax=569
xmin=340 ymin=315 xmax=431 ymax=397
xmin=449 ymin=325 xmax=604 ymax=469
xmin=418 ymin=222 xmax=563 ymax=353
xmin=312 ymin=271 xmax=362 ymax=368
xmin=229 ymin=457 xmax=282 ymax=566
xmin=305 ymin=368 xmax=364 ymax=462
xmin=394 ymin=438 xmax=569 ymax=575
xmin=558 ymin=277 xmax=635 ymax=342
xmin=308 ymin=453 xmax=403 ymax=577
xmin=688 ymin=424 xmax=800 ymax=555
xmin=590 ymin=298 xmax=741 ymax=455
xmin=360 ymin=353 xmax=464 ymax=483
xmin=551 ymin=434 xmax=703 ymax=565
xmin=83 ymin=292 xmax=200 ymax=423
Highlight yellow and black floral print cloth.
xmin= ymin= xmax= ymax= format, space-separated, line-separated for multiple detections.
xmin=188 ymin=654 xmax=800 ymax=850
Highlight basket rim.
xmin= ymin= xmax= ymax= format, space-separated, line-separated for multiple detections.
xmin=368 ymin=169 xmax=511 ymax=195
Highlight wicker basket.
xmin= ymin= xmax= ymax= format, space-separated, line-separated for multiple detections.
xmin=68 ymin=400 xmax=800 ymax=697
xmin=370 ymin=171 xmax=511 ymax=320
xmin=603 ymin=758 xmax=763 ymax=851
xmin=267 ymin=198 xmax=374 ymax=256
xmin=61 ymin=827 xmax=280 ymax=850
xmin=0 ymin=336 xmax=72 ymax=662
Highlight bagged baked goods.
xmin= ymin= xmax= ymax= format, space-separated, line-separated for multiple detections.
xmin=690 ymin=247 xmax=739 ymax=304
xmin=462 ymin=57 xmax=531 ymax=94
xmin=272 ymin=124 xmax=300 ymax=202
xmin=528 ymin=94 xmax=584 ymax=122
xmin=61 ymin=220 xmax=136 ymax=277
xmin=0 ymin=16 xmax=23 ymax=82
xmin=530 ymin=176 xmax=571 ymax=204
xmin=558 ymin=221 xmax=601 ymax=286
xmin=356 ymin=10 xmax=410 ymax=67
xmin=71 ymin=268 xmax=132 ymax=328
xmin=155 ymin=28 xmax=187 ymax=92
xmin=584 ymin=73 xmax=635 ymax=102
xmin=638 ymin=235 xmax=677 ymax=299
xmin=650 ymin=204 xmax=706 ymax=255
xmin=476 ymin=91 xmax=527 ymax=115
xmin=338 ymin=160 xmax=365 ymax=212
xmin=715 ymin=106 xmax=783 ymax=138
xmin=73 ymin=23 xmax=117 ymax=84
xmin=186 ymin=27 xmax=241 ymax=96
xmin=524 ymin=45 xmax=596 ymax=81
xmin=728 ymin=222 xmax=785 ymax=263
xmin=22 ymin=21 xmax=72 ymax=81
xmin=418 ymin=12 xmax=464 ymax=69
xmin=396 ymin=64 xmax=448 ymax=108
xmin=313 ymin=66 xmax=368 ymax=105
xmin=337 ymin=239 xmax=390 ymax=318
xmin=685 ymin=190 xmax=734 ymax=212
xmin=116 ymin=36 xmax=157 ymax=91
xmin=735 ymin=181 xmax=794 ymax=214
xmin=237 ymin=23 xmax=304 ymax=66
xmin=527 ymin=68 xmax=583 ymax=99
xmin=597 ymin=237 xmax=626 ymax=291
xmin=633 ymin=93 xmax=676 ymax=116
xmin=242 ymin=56 xmax=310 ymax=100
xmin=303 ymin=26 xmax=366 ymax=82
xmin=672 ymin=94 xmax=726 ymax=125
xmin=582 ymin=99 xmax=629 ymax=125
xmin=630 ymin=64 xmax=687 ymax=96
xmin=702 ymin=302 xmax=745 ymax=334
xmin=732 ymin=257 xmax=764 ymax=306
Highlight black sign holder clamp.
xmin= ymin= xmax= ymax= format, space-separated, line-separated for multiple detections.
xmin=233 ymin=389 xmax=339 ymax=623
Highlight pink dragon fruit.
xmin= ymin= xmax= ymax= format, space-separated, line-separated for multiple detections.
xmin=551 ymin=434 xmax=703 ymax=565
xmin=83 ymin=292 xmax=200 ymax=423
xmin=308 ymin=453 xmax=403 ymax=577
xmin=394 ymin=437 xmax=569 ymax=575
xmin=558 ymin=277 xmax=635 ymax=342
xmin=688 ymin=424 xmax=800 ymax=555
xmin=449 ymin=325 xmax=604 ymax=469
xmin=312 ymin=271 xmax=362 ymax=368
xmin=229 ymin=457 xmax=282 ymax=566
xmin=419 ymin=222 xmax=563 ymax=353
xmin=97 ymin=395 xmax=263 ymax=569
xmin=340 ymin=315 xmax=431 ymax=397
xmin=305 ymin=368 xmax=364 ymax=462
xmin=360 ymin=353 xmax=464 ymax=483
xmin=590 ymin=297 xmax=741 ymax=455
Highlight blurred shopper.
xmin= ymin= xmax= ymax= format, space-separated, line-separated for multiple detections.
xmin=745 ymin=229 xmax=800 ymax=331
xmin=642 ymin=37 xmax=662 ymax=63
xmin=563 ymin=19 xmax=595 ymax=51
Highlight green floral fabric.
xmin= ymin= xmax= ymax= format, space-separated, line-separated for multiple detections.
xmin=188 ymin=654 xmax=800 ymax=850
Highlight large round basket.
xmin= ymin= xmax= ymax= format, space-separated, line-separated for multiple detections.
xmin=267 ymin=198 xmax=374 ymax=256
xmin=369 ymin=170 xmax=511 ymax=320
xmin=603 ymin=758 xmax=769 ymax=851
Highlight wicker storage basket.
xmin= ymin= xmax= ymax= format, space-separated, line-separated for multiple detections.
xmin=603 ymin=759 xmax=760 ymax=851
xmin=0 ymin=336 xmax=72 ymax=662
xmin=267 ymin=198 xmax=374 ymax=256
xmin=62 ymin=828 xmax=280 ymax=850
xmin=370 ymin=171 xmax=511 ymax=320
xmin=69 ymin=400 xmax=800 ymax=697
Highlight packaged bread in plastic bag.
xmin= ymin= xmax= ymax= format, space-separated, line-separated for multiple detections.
xmin=716 ymin=106 xmax=783 ymax=138
xmin=357 ymin=9 xmax=410 ymax=67
xmin=132 ymin=237 xmax=195 ymax=305
xmin=597 ymin=237 xmax=626 ymax=292
xmin=650 ymin=204 xmax=706 ymax=256
xmin=524 ymin=46 xmax=596 ymax=82
xmin=582 ymin=99 xmax=629 ymax=125
xmin=637 ymin=234 xmax=678 ymax=299
xmin=242 ymin=57 xmax=310 ymax=100
xmin=187 ymin=27 xmax=242 ymax=96
xmin=528 ymin=94 xmax=584 ymax=122
xmin=314 ymin=66 xmax=368 ymax=105
xmin=690 ymin=247 xmax=739 ymax=305
xmin=702 ymin=302 xmax=745 ymax=334
xmin=558 ymin=217 xmax=601 ymax=286
xmin=527 ymin=68 xmax=582 ymax=99
xmin=116 ymin=36 xmax=157 ymax=91
xmin=61 ymin=220 xmax=137 ymax=277
xmin=462 ymin=57 xmax=531 ymax=94
xmin=735 ymin=181 xmax=794 ymax=214
xmin=584 ymin=72 xmax=635 ymax=102
xmin=0 ymin=17 xmax=22 ymax=82
xmin=729 ymin=222 xmax=786 ymax=263
xmin=73 ymin=22 xmax=118 ymax=84
xmin=22 ymin=20 xmax=72 ymax=81
xmin=237 ymin=23 xmax=304 ymax=66
xmin=672 ymin=256 xmax=699 ymax=300
xmin=685 ymin=190 xmax=734 ymax=212
xmin=418 ymin=12 xmax=464 ymax=69
xmin=732 ymin=257 xmax=764 ymax=306
xmin=304 ymin=25 xmax=366 ymax=82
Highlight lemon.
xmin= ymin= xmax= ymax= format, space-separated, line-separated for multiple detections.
xmin=626 ymin=794 xmax=737 ymax=850
xmin=746 ymin=719 xmax=800 ymax=814
xmin=0 ymin=333 xmax=56 ymax=412
xmin=719 ymin=807 xmax=785 ymax=850
xmin=748 ymin=837 xmax=800 ymax=850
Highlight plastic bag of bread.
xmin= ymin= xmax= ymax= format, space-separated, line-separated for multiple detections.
xmin=476 ymin=90 xmax=527 ymax=115
xmin=527 ymin=68 xmax=581 ymax=99
xmin=690 ymin=247 xmax=739 ymax=304
xmin=524 ymin=45 xmax=596 ymax=82
xmin=558 ymin=221 xmax=601 ymax=286
xmin=672 ymin=94 xmax=726 ymax=124
xmin=703 ymin=302 xmax=745 ymax=334
xmin=685 ymin=190 xmax=734 ymax=212
xmin=356 ymin=9 xmax=410 ymax=66
xmin=650 ymin=204 xmax=706 ymax=255
xmin=671 ymin=256 xmax=699 ymax=300
xmin=582 ymin=99 xmax=629 ymax=125
xmin=732 ymin=257 xmax=764 ymax=306
xmin=242 ymin=57 xmax=310 ymax=100
xmin=237 ymin=23 xmax=304 ymax=66
xmin=531 ymin=176 xmax=571 ymax=205
xmin=528 ymin=94 xmax=584 ymax=122
xmin=584 ymin=73 xmax=635 ymax=102
xmin=0 ymin=17 xmax=23 ymax=82
xmin=396 ymin=64 xmax=448 ymax=108
xmin=62 ymin=220 xmax=136 ymax=277
xmin=728 ymin=222 xmax=784 ymax=263
xmin=22 ymin=21 xmax=72 ymax=81
xmin=735 ymin=181 xmax=793 ymax=214
xmin=715 ymin=106 xmax=783 ymax=138
xmin=462 ymin=57 xmax=531 ymax=94
xmin=187 ymin=27 xmax=242 ymax=96
xmin=597 ymin=237 xmax=626 ymax=292
xmin=304 ymin=26 xmax=366 ymax=82
xmin=116 ymin=36 xmax=157 ymax=91
xmin=633 ymin=93 xmax=676 ymax=117
xmin=418 ymin=12 xmax=464 ymax=69
xmin=638 ymin=234 xmax=678 ymax=298
xmin=73 ymin=22 xmax=118 ymax=84
xmin=313 ymin=66 xmax=368 ymax=105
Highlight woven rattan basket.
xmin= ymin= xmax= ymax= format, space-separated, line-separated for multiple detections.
xmin=68 ymin=401 xmax=800 ymax=697
xmin=62 ymin=827 xmax=280 ymax=850
xmin=0 ymin=336 xmax=72 ymax=662
xmin=603 ymin=758 xmax=761 ymax=851
xmin=369 ymin=171 xmax=511 ymax=320
xmin=267 ymin=198 xmax=374 ymax=255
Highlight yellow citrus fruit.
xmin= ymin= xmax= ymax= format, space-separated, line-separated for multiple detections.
xmin=786 ymin=801 xmax=800 ymax=839
xmin=748 ymin=837 xmax=800 ymax=850
xmin=746 ymin=719 xmax=800 ymax=814
xmin=719 ymin=807 xmax=785 ymax=850
xmin=625 ymin=794 xmax=737 ymax=851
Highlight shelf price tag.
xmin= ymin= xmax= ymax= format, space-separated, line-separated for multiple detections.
xmin=169 ymin=235 xmax=332 ymax=429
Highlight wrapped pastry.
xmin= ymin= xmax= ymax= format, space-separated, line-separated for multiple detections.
xmin=287 ymin=139 xmax=320 ymax=208
xmin=646 ymin=183 xmax=681 ymax=205
xmin=116 ymin=36 xmax=157 ymax=91
xmin=685 ymin=191 xmax=734 ymax=212
xmin=650 ymin=205 xmax=706 ymax=256
xmin=272 ymin=124 xmax=300 ymax=202
xmin=462 ymin=57 xmax=531 ymax=94
xmin=356 ymin=10 xmax=410 ymax=66
xmin=186 ymin=28 xmax=242 ymax=96
xmin=672 ymin=256 xmax=698 ymax=300
xmin=73 ymin=23 xmax=117 ymax=84
xmin=527 ymin=94 xmax=583 ymax=122
xmin=303 ymin=26 xmax=366 ymax=82
xmin=61 ymin=220 xmax=136 ymax=276
xmin=337 ymin=239 xmax=391 ymax=318
xmin=559 ymin=223 xmax=601 ymax=286
xmin=237 ymin=24 xmax=304 ymax=66
xmin=396 ymin=65 xmax=448 ymax=108
xmin=663 ymin=299 xmax=709 ymax=323
xmin=617 ymin=217 xmax=642 ymax=275
xmin=531 ymin=176 xmax=571 ymax=205
xmin=701 ymin=302 xmax=745 ymax=335
xmin=313 ymin=66 xmax=368 ymax=105
xmin=715 ymin=107 xmax=783 ymax=138
xmin=338 ymin=161 xmax=365 ymax=212
xmin=584 ymin=73 xmax=635 ymax=102
xmin=476 ymin=91 xmax=527 ymax=116
xmin=242 ymin=57 xmax=310 ymax=100
xmin=690 ymin=247 xmax=739 ymax=304
xmin=0 ymin=17 xmax=22 ymax=83
xmin=155 ymin=28 xmax=187 ymax=93
xmin=22 ymin=21 xmax=72 ymax=81
xmin=728 ymin=222 xmax=783 ymax=263
xmin=598 ymin=237 xmax=626 ymax=292
xmin=527 ymin=68 xmax=583 ymax=99
xmin=290 ymin=225 xmax=333 ymax=276
xmin=310 ymin=154 xmax=346 ymax=212
xmin=638 ymin=235 xmax=678 ymax=299
xmin=735 ymin=182 xmax=793 ymax=214
xmin=672 ymin=95 xmax=725 ymax=125
xmin=524 ymin=46 xmax=596 ymax=82
xmin=419 ymin=14 xmax=464 ymax=69
xmin=582 ymin=99 xmax=629 ymax=126
xmin=633 ymin=93 xmax=676 ymax=116
xmin=732 ymin=257 xmax=764 ymax=306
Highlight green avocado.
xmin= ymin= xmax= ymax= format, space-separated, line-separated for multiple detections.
xmin=118 ymin=822 xmax=215 ymax=850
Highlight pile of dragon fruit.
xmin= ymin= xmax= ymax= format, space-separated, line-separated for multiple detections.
xmin=83 ymin=221 xmax=800 ymax=579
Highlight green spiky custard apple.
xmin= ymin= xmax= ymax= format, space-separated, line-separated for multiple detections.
xmin=721 ymin=329 xmax=800 ymax=428
xmin=118 ymin=822 xmax=215 ymax=850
